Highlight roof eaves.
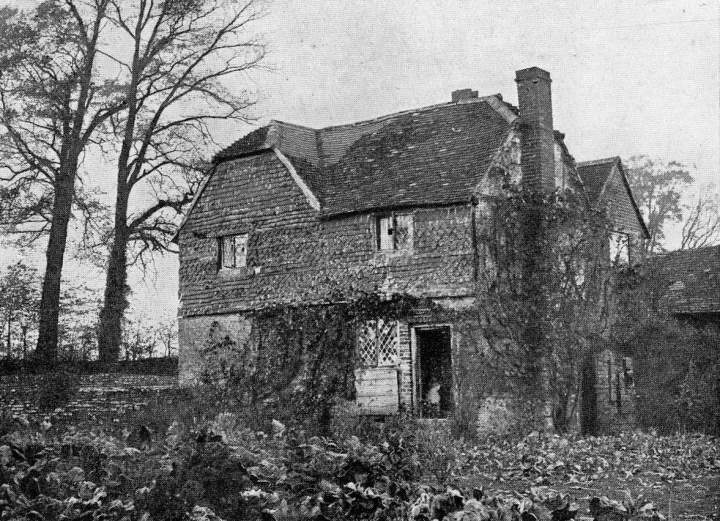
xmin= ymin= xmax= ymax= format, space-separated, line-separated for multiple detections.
xmin=319 ymin=199 xmax=472 ymax=220
xmin=472 ymin=127 xmax=517 ymax=194
xmin=614 ymin=159 xmax=651 ymax=240
xmin=171 ymin=162 xmax=219 ymax=244
xmin=481 ymin=95 xmax=518 ymax=124
xmin=272 ymin=147 xmax=321 ymax=211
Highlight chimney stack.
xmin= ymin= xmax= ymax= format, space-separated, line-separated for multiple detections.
xmin=451 ymin=88 xmax=478 ymax=102
xmin=515 ymin=67 xmax=555 ymax=191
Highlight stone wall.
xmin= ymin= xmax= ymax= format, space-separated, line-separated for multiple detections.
xmin=0 ymin=373 xmax=177 ymax=424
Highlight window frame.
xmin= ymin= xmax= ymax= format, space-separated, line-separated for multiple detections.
xmin=357 ymin=319 xmax=400 ymax=367
xmin=376 ymin=212 xmax=413 ymax=252
xmin=608 ymin=231 xmax=630 ymax=265
xmin=219 ymin=233 xmax=249 ymax=270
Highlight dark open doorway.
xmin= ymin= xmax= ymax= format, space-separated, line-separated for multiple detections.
xmin=415 ymin=326 xmax=453 ymax=417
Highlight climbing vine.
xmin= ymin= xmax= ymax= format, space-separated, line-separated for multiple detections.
xmin=200 ymin=290 xmax=430 ymax=433
xmin=469 ymin=182 xmax=618 ymax=432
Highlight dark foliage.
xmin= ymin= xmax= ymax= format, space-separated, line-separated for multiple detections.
xmin=613 ymin=267 xmax=720 ymax=435
xmin=34 ymin=369 xmax=81 ymax=412
xmin=0 ymin=356 xmax=178 ymax=376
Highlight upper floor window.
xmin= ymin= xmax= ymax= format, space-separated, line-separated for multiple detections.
xmin=220 ymin=233 xmax=248 ymax=269
xmin=609 ymin=231 xmax=630 ymax=265
xmin=377 ymin=213 xmax=413 ymax=251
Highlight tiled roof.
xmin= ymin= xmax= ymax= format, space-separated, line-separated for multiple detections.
xmin=213 ymin=126 xmax=272 ymax=162
xmin=212 ymin=96 xmax=517 ymax=216
xmin=652 ymin=245 xmax=720 ymax=314
xmin=577 ymin=157 xmax=650 ymax=239
xmin=576 ymin=157 xmax=619 ymax=204
xmin=319 ymin=101 xmax=513 ymax=215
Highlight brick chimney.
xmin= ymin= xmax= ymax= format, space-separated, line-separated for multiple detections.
xmin=515 ymin=67 xmax=555 ymax=191
xmin=451 ymin=88 xmax=478 ymax=102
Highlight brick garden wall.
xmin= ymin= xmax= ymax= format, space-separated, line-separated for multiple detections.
xmin=0 ymin=373 xmax=177 ymax=425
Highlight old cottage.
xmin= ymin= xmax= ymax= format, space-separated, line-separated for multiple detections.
xmin=175 ymin=67 xmax=649 ymax=431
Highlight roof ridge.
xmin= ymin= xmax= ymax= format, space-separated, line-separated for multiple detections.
xmin=576 ymin=156 xmax=620 ymax=167
xmin=314 ymin=94 xmax=513 ymax=132
xmin=657 ymin=244 xmax=720 ymax=257
xmin=214 ymin=94 xmax=518 ymax=165
xmin=268 ymin=119 xmax=315 ymax=131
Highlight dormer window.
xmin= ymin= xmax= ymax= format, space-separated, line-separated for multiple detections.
xmin=377 ymin=213 xmax=413 ymax=251
xmin=220 ymin=233 xmax=248 ymax=269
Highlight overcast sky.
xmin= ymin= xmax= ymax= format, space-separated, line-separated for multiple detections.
xmin=2 ymin=0 xmax=719 ymax=323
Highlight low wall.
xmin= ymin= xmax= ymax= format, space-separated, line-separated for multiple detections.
xmin=0 ymin=373 xmax=178 ymax=424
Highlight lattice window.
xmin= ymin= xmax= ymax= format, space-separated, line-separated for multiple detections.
xmin=357 ymin=319 xmax=399 ymax=367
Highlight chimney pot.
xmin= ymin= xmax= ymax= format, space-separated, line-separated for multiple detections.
xmin=451 ymin=88 xmax=478 ymax=102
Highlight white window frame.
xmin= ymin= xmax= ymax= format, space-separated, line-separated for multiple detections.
xmin=609 ymin=231 xmax=630 ymax=265
xmin=220 ymin=233 xmax=249 ymax=269
xmin=376 ymin=213 xmax=413 ymax=251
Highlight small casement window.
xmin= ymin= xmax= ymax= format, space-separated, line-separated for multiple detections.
xmin=219 ymin=233 xmax=248 ymax=269
xmin=622 ymin=357 xmax=634 ymax=386
xmin=609 ymin=231 xmax=630 ymax=265
xmin=377 ymin=213 xmax=413 ymax=251
xmin=357 ymin=319 xmax=400 ymax=367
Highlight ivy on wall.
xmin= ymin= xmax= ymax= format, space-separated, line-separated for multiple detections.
xmin=200 ymin=290 xmax=432 ymax=433
xmin=469 ymin=183 xmax=619 ymax=433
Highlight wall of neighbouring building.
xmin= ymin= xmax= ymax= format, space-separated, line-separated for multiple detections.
xmin=0 ymin=373 xmax=177 ymax=424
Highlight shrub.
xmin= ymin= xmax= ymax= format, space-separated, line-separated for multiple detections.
xmin=476 ymin=396 xmax=514 ymax=438
xmin=629 ymin=318 xmax=720 ymax=435
xmin=415 ymin=420 xmax=468 ymax=485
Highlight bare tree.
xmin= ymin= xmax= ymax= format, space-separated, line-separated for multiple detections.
xmin=680 ymin=187 xmax=720 ymax=250
xmin=624 ymin=155 xmax=695 ymax=254
xmin=0 ymin=262 xmax=40 ymax=359
xmin=96 ymin=0 xmax=265 ymax=362
xmin=0 ymin=0 xmax=122 ymax=363
xmin=156 ymin=316 xmax=178 ymax=357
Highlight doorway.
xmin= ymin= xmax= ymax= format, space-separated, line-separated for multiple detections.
xmin=415 ymin=326 xmax=453 ymax=417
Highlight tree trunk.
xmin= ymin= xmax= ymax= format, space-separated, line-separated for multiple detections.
xmin=97 ymin=184 xmax=130 ymax=364
xmin=35 ymin=173 xmax=75 ymax=365
xmin=6 ymin=316 xmax=11 ymax=356
xmin=22 ymin=325 xmax=27 ymax=360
